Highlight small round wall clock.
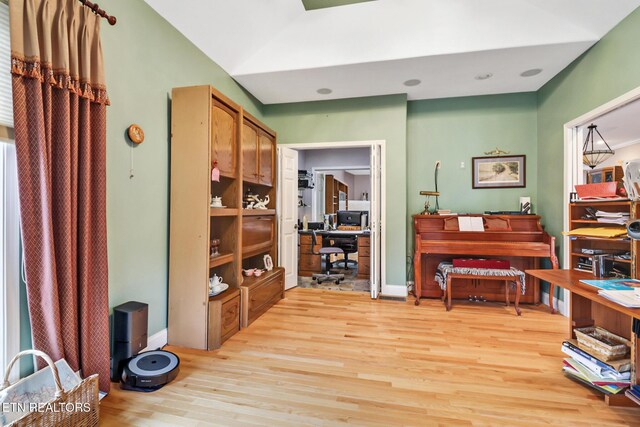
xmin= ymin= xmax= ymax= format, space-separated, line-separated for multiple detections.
xmin=127 ymin=124 xmax=144 ymax=144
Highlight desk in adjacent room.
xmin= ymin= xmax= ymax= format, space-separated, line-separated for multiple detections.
xmin=298 ymin=230 xmax=370 ymax=279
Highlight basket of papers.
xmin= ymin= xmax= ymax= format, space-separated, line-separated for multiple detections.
xmin=574 ymin=327 xmax=631 ymax=361
xmin=0 ymin=349 xmax=99 ymax=426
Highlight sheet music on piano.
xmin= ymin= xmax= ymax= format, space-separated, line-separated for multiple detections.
xmin=458 ymin=216 xmax=485 ymax=232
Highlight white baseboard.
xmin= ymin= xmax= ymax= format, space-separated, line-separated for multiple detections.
xmin=541 ymin=292 xmax=568 ymax=317
xmin=142 ymin=328 xmax=168 ymax=352
xmin=381 ymin=284 xmax=408 ymax=298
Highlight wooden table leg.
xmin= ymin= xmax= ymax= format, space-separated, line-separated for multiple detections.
xmin=504 ymin=280 xmax=510 ymax=307
xmin=549 ymin=282 xmax=556 ymax=314
xmin=446 ymin=275 xmax=452 ymax=311
xmin=414 ymin=250 xmax=421 ymax=306
xmin=514 ymin=278 xmax=522 ymax=316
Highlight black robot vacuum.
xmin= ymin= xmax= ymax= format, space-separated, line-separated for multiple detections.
xmin=121 ymin=350 xmax=180 ymax=392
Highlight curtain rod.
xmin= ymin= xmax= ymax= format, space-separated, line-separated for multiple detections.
xmin=78 ymin=0 xmax=116 ymax=25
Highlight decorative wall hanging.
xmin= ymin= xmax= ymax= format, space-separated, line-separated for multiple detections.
xmin=127 ymin=124 xmax=144 ymax=144
xmin=472 ymin=155 xmax=526 ymax=189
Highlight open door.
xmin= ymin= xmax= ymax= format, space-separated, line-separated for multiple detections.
xmin=369 ymin=145 xmax=382 ymax=298
xmin=277 ymin=146 xmax=299 ymax=290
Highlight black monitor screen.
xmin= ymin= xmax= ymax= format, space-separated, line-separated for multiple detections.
xmin=337 ymin=211 xmax=362 ymax=226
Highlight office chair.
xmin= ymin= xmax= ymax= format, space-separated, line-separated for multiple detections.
xmin=331 ymin=236 xmax=358 ymax=269
xmin=311 ymin=230 xmax=345 ymax=284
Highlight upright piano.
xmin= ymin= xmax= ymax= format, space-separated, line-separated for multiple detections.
xmin=413 ymin=214 xmax=558 ymax=305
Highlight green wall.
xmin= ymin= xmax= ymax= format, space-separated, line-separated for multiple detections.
xmin=101 ymin=0 xmax=265 ymax=336
xmin=263 ymin=95 xmax=408 ymax=286
xmin=538 ymin=8 xmax=640 ymax=260
xmin=407 ymin=93 xmax=538 ymax=254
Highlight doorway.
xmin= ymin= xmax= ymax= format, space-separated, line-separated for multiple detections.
xmin=564 ymin=85 xmax=640 ymax=313
xmin=277 ymin=141 xmax=385 ymax=299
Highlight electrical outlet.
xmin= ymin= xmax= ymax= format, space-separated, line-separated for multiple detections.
xmin=460 ymin=161 xmax=465 ymax=169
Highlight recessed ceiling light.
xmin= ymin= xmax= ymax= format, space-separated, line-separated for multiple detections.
xmin=520 ymin=68 xmax=543 ymax=77
xmin=317 ymin=88 xmax=332 ymax=95
xmin=475 ymin=73 xmax=493 ymax=81
xmin=404 ymin=79 xmax=421 ymax=87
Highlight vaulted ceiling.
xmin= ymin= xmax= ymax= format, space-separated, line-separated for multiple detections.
xmin=145 ymin=0 xmax=640 ymax=104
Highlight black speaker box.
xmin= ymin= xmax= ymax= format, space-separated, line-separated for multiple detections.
xmin=111 ymin=301 xmax=148 ymax=381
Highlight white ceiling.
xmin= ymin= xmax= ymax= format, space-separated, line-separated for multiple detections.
xmin=146 ymin=0 xmax=640 ymax=104
xmin=583 ymin=98 xmax=640 ymax=149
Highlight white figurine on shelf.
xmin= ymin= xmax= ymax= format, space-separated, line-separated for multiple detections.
xmin=246 ymin=194 xmax=269 ymax=209
xmin=253 ymin=195 xmax=270 ymax=209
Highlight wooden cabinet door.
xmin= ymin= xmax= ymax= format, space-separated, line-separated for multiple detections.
xmin=211 ymin=99 xmax=237 ymax=177
xmin=242 ymin=122 xmax=259 ymax=183
xmin=258 ymin=131 xmax=274 ymax=186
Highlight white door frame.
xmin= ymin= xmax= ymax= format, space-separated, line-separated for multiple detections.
xmin=563 ymin=84 xmax=640 ymax=315
xmin=281 ymin=140 xmax=388 ymax=297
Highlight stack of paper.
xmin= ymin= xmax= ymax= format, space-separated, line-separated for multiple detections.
xmin=598 ymin=290 xmax=640 ymax=308
xmin=563 ymin=227 xmax=628 ymax=238
xmin=561 ymin=341 xmax=631 ymax=394
xmin=595 ymin=210 xmax=630 ymax=225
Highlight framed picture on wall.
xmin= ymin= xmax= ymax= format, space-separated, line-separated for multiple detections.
xmin=472 ymin=155 xmax=526 ymax=189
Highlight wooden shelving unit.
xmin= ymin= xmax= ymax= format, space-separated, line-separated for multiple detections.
xmin=324 ymin=175 xmax=348 ymax=215
xmin=168 ymin=85 xmax=284 ymax=351
xmin=554 ymin=199 xmax=640 ymax=407
xmin=568 ymin=200 xmax=639 ymax=278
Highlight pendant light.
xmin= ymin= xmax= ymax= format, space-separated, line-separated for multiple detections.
xmin=583 ymin=124 xmax=614 ymax=169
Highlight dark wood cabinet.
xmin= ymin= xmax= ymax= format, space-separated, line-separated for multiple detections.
xmin=357 ymin=236 xmax=370 ymax=279
xmin=242 ymin=116 xmax=275 ymax=187
xmin=240 ymin=268 xmax=284 ymax=327
xmin=299 ymin=234 xmax=321 ymax=277
xmin=211 ymin=98 xmax=238 ymax=177
xmin=258 ymin=132 xmax=274 ymax=186
xmin=242 ymin=122 xmax=259 ymax=182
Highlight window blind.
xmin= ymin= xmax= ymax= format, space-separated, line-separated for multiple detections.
xmin=0 ymin=2 xmax=13 ymax=128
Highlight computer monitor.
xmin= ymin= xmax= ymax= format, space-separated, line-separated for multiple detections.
xmin=337 ymin=210 xmax=363 ymax=227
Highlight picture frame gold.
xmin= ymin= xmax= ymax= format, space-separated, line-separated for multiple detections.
xmin=472 ymin=155 xmax=526 ymax=189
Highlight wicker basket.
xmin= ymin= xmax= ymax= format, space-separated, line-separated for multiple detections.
xmin=0 ymin=350 xmax=99 ymax=426
xmin=574 ymin=326 xmax=631 ymax=361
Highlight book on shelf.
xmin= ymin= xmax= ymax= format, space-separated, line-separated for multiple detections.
xmin=598 ymin=290 xmax=640 ymax=308
xmin=563 ymin=340 xmax=631 ymax=373
xmin=561 ymin=346 xmax=629 ymax=380
xmin=562 ymin=358 xmax=629 ymax=394
xmin=579 ymin=278 xmax=640 ymax=291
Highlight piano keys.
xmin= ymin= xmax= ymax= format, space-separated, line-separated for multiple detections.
xmin=413 ymin=214 xmax=558 ymax=305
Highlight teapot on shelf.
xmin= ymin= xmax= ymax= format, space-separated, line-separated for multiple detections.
xmin=210 ymin=196 xmax=223 ymax=208
xmin=209 ymin=274 xmax=223 ymax=292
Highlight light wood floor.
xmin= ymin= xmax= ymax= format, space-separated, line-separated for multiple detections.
xmin=101 ymin=289 xmax=640 ymax=426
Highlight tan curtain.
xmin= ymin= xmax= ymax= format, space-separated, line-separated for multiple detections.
xmin=10 ymin=0 xmax=110 ymax=392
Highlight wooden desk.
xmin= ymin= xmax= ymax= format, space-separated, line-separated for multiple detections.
xmin=527 ymin=268 xmax=640 ymax=407
xmin=298 ymin=231 xmax=371 ymax=278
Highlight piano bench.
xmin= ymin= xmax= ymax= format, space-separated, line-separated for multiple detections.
xmin=435 ymin=264 xmax=526 ymax=316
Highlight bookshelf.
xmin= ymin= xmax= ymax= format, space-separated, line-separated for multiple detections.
xmin=527 ymin=269 xmax=640 ymax=407
xmin=568 ymin=200 xmax=640 ymax=278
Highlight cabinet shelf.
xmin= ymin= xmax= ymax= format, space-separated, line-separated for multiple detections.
xmin=243 ymin=209 xmax=275 ymax=216
xmin=208 ymin=287 xmax=239 ymax=302
xmin=209 ymin=253 xmax=234 ymax=268
xmin=570 ymin=253 xmax=632 ymax=264
xmin=571 ymin=220 xmax=627 ymax=225
xmin=242 ymin=242 xmax=273 ymax=259
xmin=210 ymin=208 xmax=239 ymax=216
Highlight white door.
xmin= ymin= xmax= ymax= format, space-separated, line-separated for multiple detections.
xmin=277 ymin=146 xmax=299 ymax=290
xmin=369 ymin=145 xmax=382 ymax=298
